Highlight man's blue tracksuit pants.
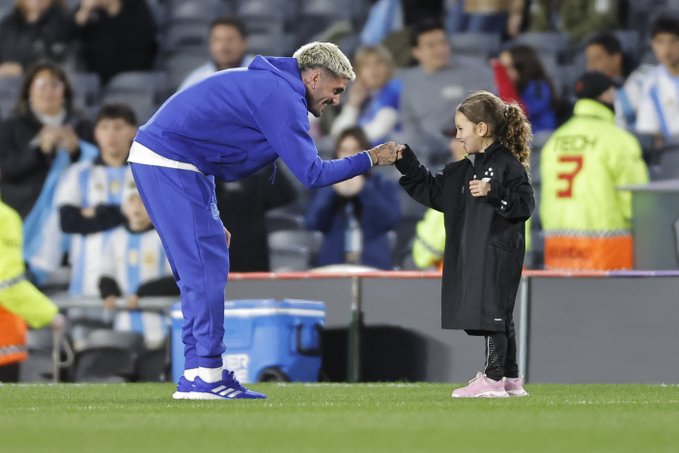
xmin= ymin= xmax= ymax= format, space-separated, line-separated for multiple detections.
xmin=131 ymin=162 xmax=228 ymax=370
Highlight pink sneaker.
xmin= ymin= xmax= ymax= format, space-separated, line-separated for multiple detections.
xmin=504 ymin=376 xmax=529 ymax=397
xmin=451 ymin=372 xmax=508 ymax=398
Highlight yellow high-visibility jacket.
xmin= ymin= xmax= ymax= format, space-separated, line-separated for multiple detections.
xmin=0 ymin=200 xmax=58 ymax=366
xmin=412 ymin=209 xmax=445 ymax=269
xmin=540 ymin=99 xmax=649 ymax=270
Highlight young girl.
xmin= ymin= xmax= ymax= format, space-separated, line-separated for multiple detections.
xmin=395 ymin=91 xmax=534 ymax=398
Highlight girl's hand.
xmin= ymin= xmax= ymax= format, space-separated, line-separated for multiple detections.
xmin=469 ymin=179 xmax=491 ymax=197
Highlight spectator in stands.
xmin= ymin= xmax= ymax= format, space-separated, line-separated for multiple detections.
xmin=215 ymin=167 xmax=297 ymax=272
xmin=306 ymin=127 xmax=401 ymax=269
xmin=584 ymin=32 xmax=654 ymax=131
xmin=179 ymin=17 xmax=253 ymax=90
xmin=399 ymin=20 xmax=493 ymax=167
xmin=73 ymin=0 xmax=157 ymax=85
xmin=0 ymin=0 xmax=74 ymax=77
xmin=540 ymin=71 xmax=649 ymax=270
xmin=445 ymin=0 xmax=524 ymax=38
xmin=331 ymin=45 xmax=401 ymax=146
xmin=0 ymin=61 xmax=95 ymax=284
xmin=0 ymin=188 xmax=66 ymax=382
xmin=98 ymin=179 xmax=178 ymax=350
xmin=636 ymin=14 xmax=679 ymax=145
xmin=360 ymin=0 xmax=444 ymax=46
xmin=55 ymin=104 xmax=137 ymax=296
xmin=493 ymin=44 xmax=558 ymax=133
xmin=525 ymin=0 xmax=621 ymax=44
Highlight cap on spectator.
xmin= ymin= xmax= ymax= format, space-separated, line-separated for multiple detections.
xmin=574 ymin=71 xmax=619 ymax=99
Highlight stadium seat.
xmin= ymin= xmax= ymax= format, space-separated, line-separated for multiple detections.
xmin=18 ymin=328 xmax=55 ymax=382
xmin=74 ymin=349 xmax=136 ymax=383
xmin=656 ymin=145 xmax=679 ymax=179
xmin=336 ymin=32 xmax=361 ymax=59
xmin=449 ymin=32 xmax=502 ymax=58
xmin=68 ymin=72 xmax=101 ymax=116
xmin=265 ymin=211 xmax=306 ymax=233
xmin=268 ymin=230 xmax=323 ymax=271
xmin=295 ymin=0 xmax=361 ymax=47
xmin=269 ymin=230 xmax=323 ymax=254
xmin=163 ymin=51 xmax=210 ymax=91
xmin=162 ymin=20 xmax=211 ymax=56
xmin=301 ymin=0 xmax=355 ymax=21
xmin=105 ymin=70 xmax=168 ymax=103
xmin=167 ymin=0 xmax=233 ymax=23
xmin=269 ymin=248 xmax=313 ymax=272
xmin=0 ymin=2 xmax=12 ymax=19
xmin=558 ymin=62 xmax=584 ymax=98
xmin=85 ymin=329 xmax=145 ymax=351
xmin=237 ymin=0 xmax=291 ymax=21
xmin=511 ymin=32 xmax=569 ymax=62
xmin=247 ymin=32 xmax=296 ymax=57
xmin=136 ymin=343 xmax=169 ymax=382
xmin=612 ymin=30 xmax=642 ymax=55
xmin=0 ymin=76 xmax=21 ymax=119
xmin=74 ymin=329 xmax=144 ymax=383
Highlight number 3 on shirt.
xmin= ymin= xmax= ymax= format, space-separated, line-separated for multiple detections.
xmin=556 ymin=155 xmax=583 ymax=198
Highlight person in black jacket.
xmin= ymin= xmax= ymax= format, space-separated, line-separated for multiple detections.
xmin=73 ymin=0 xmax=157 ymax=85
xmin=0 ymin=0 xmax=74 ymax=77
xmin=0 ymin=60 xmax=94 ymax=284
xmin=0 ymin=60 xmax=92 ymax=219
xmin=215 ymin=166 xmax=297 ymax=272
xmin=396 ymin=90 xmax=534 ymax=398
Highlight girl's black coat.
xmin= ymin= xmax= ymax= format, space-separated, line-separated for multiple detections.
xmin=396 ymin=143 xmax=534 ymax=332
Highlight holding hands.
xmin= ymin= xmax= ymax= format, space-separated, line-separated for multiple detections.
xmin=368 ymin=141 xmax=405 ymax=166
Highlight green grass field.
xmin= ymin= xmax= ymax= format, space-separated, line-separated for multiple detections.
xmin=1 ymin=383 xmax=678 ymax=453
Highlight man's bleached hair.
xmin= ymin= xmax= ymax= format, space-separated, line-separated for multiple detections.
xmin=293 ymin=42 xmax=356 ymax=81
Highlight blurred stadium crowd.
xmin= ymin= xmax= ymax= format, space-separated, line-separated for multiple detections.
xmin=1 ymin=0 xmax=679 ymax=382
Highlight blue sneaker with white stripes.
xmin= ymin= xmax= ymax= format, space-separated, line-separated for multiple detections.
xmin=189 ymin=370 xmax=267 ymax=400
xmin=172 ymin=376 xmax=194 ymax=400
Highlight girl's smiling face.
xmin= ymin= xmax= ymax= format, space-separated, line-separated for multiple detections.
xmin=455 ymin=111 xmax=487 ymax=154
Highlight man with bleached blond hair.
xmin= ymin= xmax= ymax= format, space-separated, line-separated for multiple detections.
xmin=127 ymin=42 xmax=401 ymax=400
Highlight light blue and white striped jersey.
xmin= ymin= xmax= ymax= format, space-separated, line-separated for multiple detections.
xmin=55 ymin=161 xmax=130 ymax=295
xmin=99 ymin=226 xmax=172 ymax=295
xmin=636 ymin=65 xmax=679 ymax=138
xmin=615 ymin=64 xmax=655 ymax=131
xmin=101 ymin=226 xmax=173 ymax=350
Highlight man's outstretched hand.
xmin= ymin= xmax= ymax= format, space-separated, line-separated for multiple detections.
xmin=369 ymin=142 xmax=405 ymax=166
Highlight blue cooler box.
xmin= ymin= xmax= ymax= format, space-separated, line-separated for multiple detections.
xmin=171 ymin=299 xmax=325 ymax=383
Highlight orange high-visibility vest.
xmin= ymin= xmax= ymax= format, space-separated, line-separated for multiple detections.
xmin=0 ymin=305 xmax=28 ymax=366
